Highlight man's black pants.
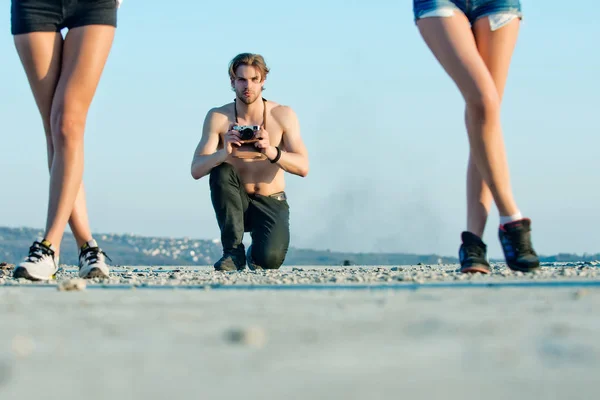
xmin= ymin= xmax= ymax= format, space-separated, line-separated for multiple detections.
xmin=209 ymin=163 xmax=290 ymax=269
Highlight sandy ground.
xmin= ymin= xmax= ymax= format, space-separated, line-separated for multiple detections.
xmin=1 ymin=265 xmax=599 ymax=400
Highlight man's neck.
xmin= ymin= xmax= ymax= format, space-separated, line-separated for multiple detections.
xmin=235 ymin=97 xmax=264 ymax=122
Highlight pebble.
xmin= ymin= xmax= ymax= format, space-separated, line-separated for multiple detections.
xmin=0 ymin=262 xmax=14 ymax=270
xmin=57 ymin=278 xmax=87 ymax=292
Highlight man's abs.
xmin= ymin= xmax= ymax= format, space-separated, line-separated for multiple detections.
xmin=226 ymin=159 xmax=285 ymax=196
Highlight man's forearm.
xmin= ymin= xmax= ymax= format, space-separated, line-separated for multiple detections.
xmin=191 ymin=149 xmax=228 ymax=180
xmin=266 ymin=147 xmax=308 ymax=177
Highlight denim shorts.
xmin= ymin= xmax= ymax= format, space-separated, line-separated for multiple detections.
xmin=11 ymin=0 xmax=118 ymax=35
xmin=413 ymin=0 xmax=522 ymax=27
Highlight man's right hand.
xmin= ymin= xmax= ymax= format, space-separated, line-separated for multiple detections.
xmin=224 ymin=124 xmax=242 ymax=155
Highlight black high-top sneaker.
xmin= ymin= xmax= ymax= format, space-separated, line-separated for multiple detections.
xmin=459 ymin=231 xmax=491 ymax=274
xmin=499 ymin=218 xmax=540 ymax=272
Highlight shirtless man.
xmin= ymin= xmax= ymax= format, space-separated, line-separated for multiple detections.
xmin=191 ymin=53 xmax=309 ymax=271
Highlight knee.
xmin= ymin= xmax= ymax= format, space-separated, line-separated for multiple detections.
xmin=210 ymin=163 xmax=236 ymax=189
xmin=251 ymin=246 xmax=287 ymax=270
xmin=51 ymin=108 xmax=86 ymax=148
xmin=465 ymin=89 xmax=500 ymax=122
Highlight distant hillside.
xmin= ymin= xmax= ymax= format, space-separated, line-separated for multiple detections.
xmin=0 ymin=226 xmax=457 ymax=266
xmin=0 ymin=227 xmax=222 ymax=267
xmin=0 ymin=226 xmax=597 ymax=266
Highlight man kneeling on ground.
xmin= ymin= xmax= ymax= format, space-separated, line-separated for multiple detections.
xmin=191 ymin=53 xmax=309 ymax=271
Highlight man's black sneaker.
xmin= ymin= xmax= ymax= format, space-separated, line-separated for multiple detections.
xmin=499 ymin=218 xmax=540 ymax=272
xmin=214 ymin=249 xmax=246 ymax=272
xmin=459 ymin=231 xmax=491 ymax=274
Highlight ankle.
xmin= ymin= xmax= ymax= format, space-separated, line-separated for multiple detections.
xmin=77 ymin=238 xmax=94 ymax=249
xmin=499 ymin=212 xmax=523 ymax=226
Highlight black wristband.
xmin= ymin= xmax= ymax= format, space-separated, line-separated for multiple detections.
xmin=269 ymin=147 xmax=281 ymax=163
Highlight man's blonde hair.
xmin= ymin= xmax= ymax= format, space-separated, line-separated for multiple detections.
xmin=228 ymin=53 xmax=270 ymax=83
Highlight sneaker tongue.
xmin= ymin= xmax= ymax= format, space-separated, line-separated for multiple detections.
xmin=81 ymin=239 xmax=98 ymax=250
xmin=39 ymin=239 xmax=55 ymax=251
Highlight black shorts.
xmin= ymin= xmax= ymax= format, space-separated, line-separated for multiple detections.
xmin=11 ymin=0 xmax=118 ymax=35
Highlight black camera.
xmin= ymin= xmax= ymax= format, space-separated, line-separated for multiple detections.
xmin=232 ymin=125 xmax=260 ymax=142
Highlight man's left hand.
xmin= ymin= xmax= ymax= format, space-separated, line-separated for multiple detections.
xmin=254 ymin=128 xmax=277 ymax=160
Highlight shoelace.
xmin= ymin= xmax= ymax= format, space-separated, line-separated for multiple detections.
xmin=80 ymin=247 xmax=112 ymax=265
xmin=26 ymin=241 xmax=54 ymax=262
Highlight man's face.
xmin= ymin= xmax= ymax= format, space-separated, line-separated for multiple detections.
xmin=232 ymin=65 xmax=264 ymax=105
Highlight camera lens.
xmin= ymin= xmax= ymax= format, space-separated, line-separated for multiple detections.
xmin=240 ymin=128 xmax=254 ymax=140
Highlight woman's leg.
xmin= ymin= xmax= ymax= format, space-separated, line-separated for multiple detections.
xmin=417 ymin=13 xmax=539 ymax=272
xmin=417 ymin=14 xmax=518 ymax=218
xmin=13 ymin=32 xmax=94 ymax=255
xmin=466 ymin=16 xmax=521 ymax=237
xmin=13 ymin=25 xmax=115 ymax=281
xmin=44 ymin=25 xmax=115 ymax=250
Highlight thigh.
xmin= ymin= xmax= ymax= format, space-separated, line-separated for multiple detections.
xmin=51 ymin=25 xmax=115 ymax=120
xmin=249 ymin=196 xmax=290 ymax=252
xmin=13 ymin=31 xmax=63 ymax=127
xmin=416 ymin=12 xmax=498 ymax=105
xmin=472 ymin=14 xmax=520 ymax=100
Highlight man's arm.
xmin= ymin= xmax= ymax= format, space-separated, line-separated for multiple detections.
xmin=264 ymin=106 xmax=309 ymax=177
xmin=190 ymin=109 xmax=229 ymax=180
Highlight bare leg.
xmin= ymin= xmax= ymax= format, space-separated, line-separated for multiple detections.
xmin=44 ymin=25 xmax=115 ymax=251
xmin=13 ymin=32 xmax=94 ymax=253
xmin=417 ymin=14 xmax=519 ymax=224
xmin=466 ymin=17 xmax=521 ymax=236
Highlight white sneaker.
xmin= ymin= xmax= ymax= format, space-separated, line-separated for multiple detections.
xmin=78 ymin=239 xmax=111 ymax=279
xmin=13 ymin=239 xmax=59 ymax=281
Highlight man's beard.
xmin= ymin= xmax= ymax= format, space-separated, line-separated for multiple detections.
xmin=236 ymin=89 xmax=261 ymax=105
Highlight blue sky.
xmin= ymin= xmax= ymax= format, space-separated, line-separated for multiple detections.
xmin=0 ymin=0 xmax=598 ymax=258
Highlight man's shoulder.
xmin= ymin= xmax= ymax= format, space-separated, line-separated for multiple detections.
xmin=207 ymin=102 xmax=234 ymax=117
xmin=203 ymin=103 xmax=233 ymax=134
xmin=268 ymin=101 xmax=297 ymax=121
